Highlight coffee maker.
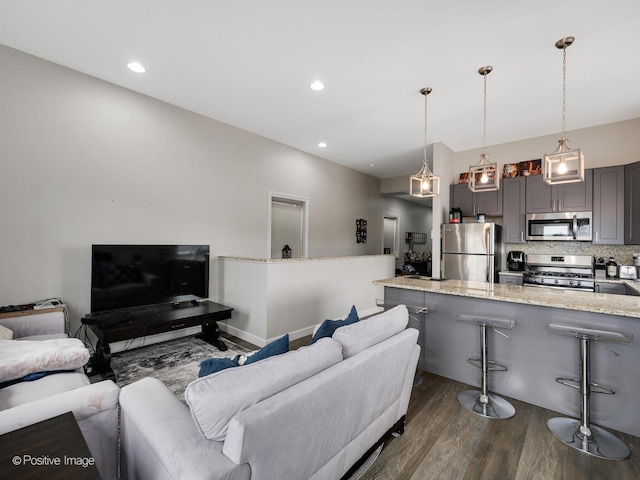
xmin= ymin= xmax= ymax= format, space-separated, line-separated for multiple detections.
xmin=507 ymin=251 xmax=525 ymax=271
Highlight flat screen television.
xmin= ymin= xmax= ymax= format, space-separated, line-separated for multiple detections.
xmin=90 ymin=244 xmax=210 ymax=313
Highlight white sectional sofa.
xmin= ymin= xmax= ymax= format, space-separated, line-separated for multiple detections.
xmin=0 ymin=310 xmax=120 ymax=480
xmin=119 ymin=305 xmax=419 ymax=480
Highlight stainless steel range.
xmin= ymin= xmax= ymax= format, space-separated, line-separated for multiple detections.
xmin=523 ymin=254 xmax=594 ymax=291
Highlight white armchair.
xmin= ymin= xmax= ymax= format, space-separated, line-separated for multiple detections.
xmin=0 ymin=309 xmax=119 ymax=480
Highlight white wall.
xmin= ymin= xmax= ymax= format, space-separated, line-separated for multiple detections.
xmin=452 ymin=118 xmax=640 ymax=174
xmin=219 ymin=255 xmax=394 ymax=346
xmin=0 ymin=44 xmax=382 ymax=332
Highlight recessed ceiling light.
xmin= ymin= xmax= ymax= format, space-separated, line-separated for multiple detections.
xmin=127 ymin=62 xmax=146 ymax=73
xmin=310 ymin=81 xmax=325 ymax=91
xmin=318 ymin=142 xmax=327 ymax=148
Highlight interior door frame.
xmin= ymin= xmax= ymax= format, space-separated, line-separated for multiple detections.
xmin=267 ymin=191 xmax=309 ymax=258
xmin=382 ymin=214 xmax=399 ymax=258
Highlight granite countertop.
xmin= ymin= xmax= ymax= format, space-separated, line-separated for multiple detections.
xmin=373 ymin=277 xmax=640 ymax=319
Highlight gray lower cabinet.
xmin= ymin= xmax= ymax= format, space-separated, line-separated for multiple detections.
xmin=595 ymin=282 xmax=626 ymax=295
xmin=502 ymin=177 xmax=526 ymax=243
xmin=384 ymin=288 xmax=427 ymax=370
xmin=625 ymin=160 xmax=640 ymax=244
xmin=499 ymin=274 xmax=523 ymax=286
xmin=525 ymin=169 xmax=593 ymax=213
xmin=450 ymin=183 xmax=502 ymax=217
xmin=593 ymin=166 xmax=624 ymax=244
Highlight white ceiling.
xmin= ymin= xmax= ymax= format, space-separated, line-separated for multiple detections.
xmin=1 ymin=1 xmax=639 ymax=179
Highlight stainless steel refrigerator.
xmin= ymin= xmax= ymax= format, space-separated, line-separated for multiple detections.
xmin=441 ymin=223 xmax=502 ymax=283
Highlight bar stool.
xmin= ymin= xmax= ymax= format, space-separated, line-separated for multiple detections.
xmin=547 ymin=323 xmax=633 ymax=460
xmin=456 ymin=314 xmax=516 ymax=419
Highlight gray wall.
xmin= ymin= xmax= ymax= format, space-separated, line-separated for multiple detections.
xmin=0 ymin=44 xmax=384 ymax=326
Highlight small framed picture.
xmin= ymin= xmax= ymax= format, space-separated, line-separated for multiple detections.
xmin=458 ymin=172 xmax=469 ymax=184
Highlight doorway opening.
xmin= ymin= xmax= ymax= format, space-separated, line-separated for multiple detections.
xmin=383 ymin=215 xmax=399 ymax=258
xmin=268 ymin=193 xmax=308 ymax=259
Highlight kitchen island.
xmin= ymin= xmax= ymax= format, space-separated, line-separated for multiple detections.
xmin=373 ymin=277 xmax=640 ymax=437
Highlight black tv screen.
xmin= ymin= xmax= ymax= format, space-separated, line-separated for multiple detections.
xmin=91 ymin=244 xmax=210 ymax=313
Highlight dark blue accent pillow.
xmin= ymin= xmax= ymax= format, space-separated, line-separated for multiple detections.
xmin=198 ymin=334 xmax=290 ymax=377
xmin=244 ymin=334 xmax=289 ymax=365
xmin=198 ymin=357 xmax=239 ymax=378
xmin=310 ymin=305 xmax=359 ymax=344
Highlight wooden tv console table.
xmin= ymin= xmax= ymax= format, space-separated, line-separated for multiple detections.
xmin=82 ymin=300 xmax=233 ymax=380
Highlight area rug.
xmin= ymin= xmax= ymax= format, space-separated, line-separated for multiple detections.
xmin=111 ymin=335 xmax=253 ymax=400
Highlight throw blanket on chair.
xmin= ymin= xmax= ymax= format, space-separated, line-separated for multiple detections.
xmin=0 ymin=338 xmax=90 ymax=383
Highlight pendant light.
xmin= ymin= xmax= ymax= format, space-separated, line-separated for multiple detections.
xmin=469 ymin=66 xmax=499 ymax=192
xmin=543 ymin=36 xmax=584 ymax=184
xmin=410 ymin=87 xmax=440 ymax=198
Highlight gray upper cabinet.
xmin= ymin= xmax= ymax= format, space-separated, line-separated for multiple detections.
xmin=450 ymin=183 xmax=503 ymax=217
xmin=502 ymin=176 xmax=526 ymax=243
xmin=593 ymin=166 xmax=624 ymax=245
xmin=625 ymin=160 xmax=640 ymax=244
xmin=525 ymin=169 xmax=593 ymax=213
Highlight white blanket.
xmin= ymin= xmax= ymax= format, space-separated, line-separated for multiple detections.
xmin=0 ymin=338 xmax=89 ymax=383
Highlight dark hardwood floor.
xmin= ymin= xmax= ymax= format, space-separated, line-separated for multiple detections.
xmin=226 ymin=333 xmax=640 ymax=479
xmin=360 ymin=371 xmax=640 ymax=480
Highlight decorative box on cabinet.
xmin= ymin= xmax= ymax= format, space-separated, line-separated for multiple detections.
xmin=593 ymin=166 xmax=624 ymax=245
xmin=450 ymin=183 xmax=502 ymax=217
xmin=525 ymin=169 xmax=593 ymax=214
xmin=502 ymin=176 xmax=526 ymax=243
xmin=625 ymin=160 xmax=640 ymax=245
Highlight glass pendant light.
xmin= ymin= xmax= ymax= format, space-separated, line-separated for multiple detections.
xmin=543 ymin=36 xmax=584 ymax=184
xmin=410 ymin=87 xmax=440 ymax=198
xmin=469 ymin=66 xmax=499 ymax=192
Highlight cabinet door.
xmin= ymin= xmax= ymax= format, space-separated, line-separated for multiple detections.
xmin=595 ymin=282 xmax=626 ymax=295
xmin=593 ymin=166 xmax=624 ymax=244
xmin=502 ymin=177 xmax=526 ymax=243
xmin=625 ymin=161 xmax=640 ymax=244
xmin=559 ymin=169 xmax=593 ymax=212
xmin=526 ymin=169 xmax=592 ymax=213
xmin=499 ymin=274 xmax=523 ymax=286
xmin=478 ymin=189 xmax=503 ymax=216
xmin=450 ymin=183 xmax=474 ymax=217
xmin=525 ymin=175 xmax=555 ymax=213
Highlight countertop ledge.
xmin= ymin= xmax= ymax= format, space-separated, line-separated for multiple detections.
xmin=373 ymin=277 xmax=640 ymax=319
xmin=219 ymin=254 xmax=393 ymax=263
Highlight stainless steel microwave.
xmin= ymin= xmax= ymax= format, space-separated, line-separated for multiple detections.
xmin=525 ymin=212 xmax=593 ymax=241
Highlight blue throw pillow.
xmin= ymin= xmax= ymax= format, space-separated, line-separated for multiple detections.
xmin=310 ymin=305 xmax=359 ymax=344
xmin=198 ymin=357 xmax=239 ymax=378
xmin=244 ymin=334 xmax=289 ymax=365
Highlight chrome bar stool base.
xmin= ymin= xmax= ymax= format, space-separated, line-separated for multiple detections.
xmin=547 ymin=417 xmax=630 ymax=460
xmin=547 ymin=323 xmax=633 ymax=461
xmin=458 ymin=389 xmax=515 ymax=419
xmin=456 ymin=315 xmax=516 ymax=420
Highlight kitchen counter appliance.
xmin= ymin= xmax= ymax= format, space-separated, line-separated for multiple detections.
xmin=441 ymin=223 xmax=501 ymax=283
xmin=525 ymin=212 xmax=592 ymax=241
xmin=523 ymin=254 xmax=594 ymax=291
xmin=507 ymin=250 xmax=525 ymax=271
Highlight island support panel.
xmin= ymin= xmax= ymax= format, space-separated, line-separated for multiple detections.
xmin=384 ymin=287 xmax=640 ymax=438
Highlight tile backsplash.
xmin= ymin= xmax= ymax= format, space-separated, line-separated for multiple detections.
xmin=507 ymin=242 xmax=638 ymax=266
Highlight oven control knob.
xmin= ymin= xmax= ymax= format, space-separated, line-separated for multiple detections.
xmin=569 ymin=280 xmax=573 ymax=285
xmin=577 ymin=281 xmax=581 ymax=286
xmin=554 ymin=279 xmax=559 ymax=284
